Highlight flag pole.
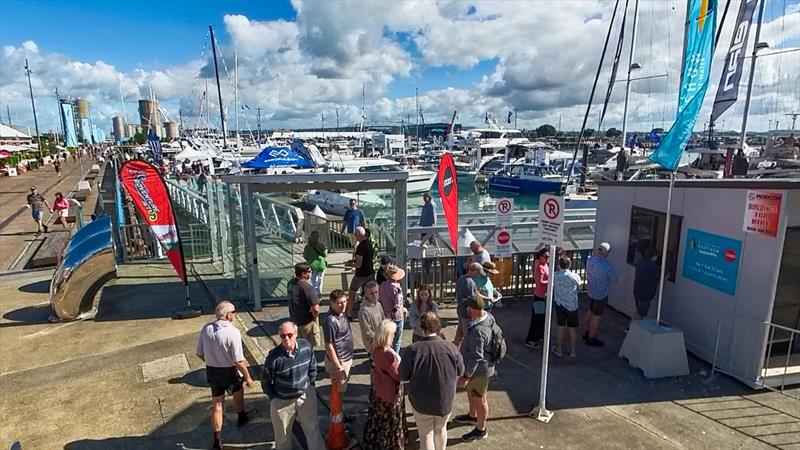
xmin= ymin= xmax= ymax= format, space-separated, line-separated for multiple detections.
xmin=655 ymin=171 xmax=675 ymax=324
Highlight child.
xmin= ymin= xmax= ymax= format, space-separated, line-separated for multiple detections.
xmin=409 ymin=285 xmax=439 ymax=343
xmin=552 ymin=256 xmax=582 ymax=357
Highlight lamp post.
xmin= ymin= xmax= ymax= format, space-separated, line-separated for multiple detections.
xmin=25 ymin=59 xmax=43 ymax=158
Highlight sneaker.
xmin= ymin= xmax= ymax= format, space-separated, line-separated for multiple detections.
xmin=585 ymin=337 xmax=604 ymax=347
xmin=212 ymin=438 xmax=223 ymax=449
xmin=570 ymin=350 xmax=577 ymax=358
xmin=525 ymin=341 xmax=537 ymax=348
xmin=532 ymin=340 xmax=541 ymax=349
xmin=237 ymin=408 xmax=257 ymax=427
xmin=43 ymin=225 xmax=49 ymax=233
xmin=552 ymin=346 xmax=563 ymax=357
xmin=461 ymin=427 xmax=488 ymax=442
xmin=453 ymin=413 xmax=477 ymax=425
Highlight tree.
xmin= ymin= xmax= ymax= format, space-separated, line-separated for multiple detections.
xmin=584 ymin=128 xmax=596 ymax=137
xmin=605 ymin=127 xmax=622 ymax=138
xmin=536 ymin=124 xmax=557 ymax=137
xmin=133 ymin=132 xmax=147 ymax=145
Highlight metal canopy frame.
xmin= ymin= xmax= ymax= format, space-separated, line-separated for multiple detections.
xmin=221 ymin=171 xmax=409 ymax=311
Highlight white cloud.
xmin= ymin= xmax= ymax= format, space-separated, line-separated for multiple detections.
xmin=1 ymin=1 xmax=797 ymax=135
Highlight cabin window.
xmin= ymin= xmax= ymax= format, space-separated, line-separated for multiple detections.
xmin=627 ymin=206 xmax=682 ymax=282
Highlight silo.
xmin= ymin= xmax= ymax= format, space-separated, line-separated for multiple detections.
xmin=164 ymin=122 xmax=179 ymax=140
xmin=112 ymin=117 xmax=126 ymax=140
xmin=138 ymin=99 xmax=160 ymax=133
xmin=76 ymin=99 xmax=90 ymax=119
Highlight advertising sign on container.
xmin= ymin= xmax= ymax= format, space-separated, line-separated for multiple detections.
xmin=682 ymin=228 xmax=742 ymax=296
xmin=538 ymin=194 xmax=564 ymax=247
xmin=496 ymin=198 xmax=514 ymax=228
xmin=495 ymin=229 xmax=512 ymax=258
xmin=743 ymin=190 xmax=782 ymax=238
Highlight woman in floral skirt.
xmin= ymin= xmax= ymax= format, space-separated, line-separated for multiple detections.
xmin=363 ymin=319 xmax=407 ymax=449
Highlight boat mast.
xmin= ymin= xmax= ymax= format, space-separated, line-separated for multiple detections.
xmin=415 ymin=88 xmax=420 ymax=153
xmin=24 ymin=59 xmax=43 ymax=158
xmin=209 ymin=25 xmax=227 ymax=148
xmin=620 ymin=0 xmax=640 ymax=153
xmin=235 ymin=51 xmax=240 ymax=148
xmin=738 ymin=0 xmax=766 ymax=150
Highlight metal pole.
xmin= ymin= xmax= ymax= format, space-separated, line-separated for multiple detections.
xmin=533 ymin=243 xmax=557 ymax=423
xmin=209 ymin=26 xmax=227 ymax=148
xmin=655 ymin=171 xmax=675 ymax=324
xmin=25 ymin=59 xmax=43 ymax=158
xmin=256 ymin=107 xmax=262 ymax=143
xmin=620 ymin=0 xmax=640 ymax=152
xmin=738 ymin=0 xmax=766 ymax=150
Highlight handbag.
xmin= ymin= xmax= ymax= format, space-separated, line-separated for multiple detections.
xmin=309 ymin=245 xmax=327 ymax=272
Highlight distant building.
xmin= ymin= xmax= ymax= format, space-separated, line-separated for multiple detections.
xmin=138 ymin=99 xmax=160 ymax=133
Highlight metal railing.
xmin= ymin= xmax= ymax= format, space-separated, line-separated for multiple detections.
xmin=119 ymin=222 xmax=212 ymax=264
xmin=760 ymin=322 xmax=800 ymax=399
xmin=185 ymin=223 xmax=212 ymax=261
xmin=405 ymin=249 xmax=590 ymax=303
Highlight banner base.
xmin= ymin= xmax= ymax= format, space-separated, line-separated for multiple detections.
xmin=172 ymin=305 xmax=203 ymax=320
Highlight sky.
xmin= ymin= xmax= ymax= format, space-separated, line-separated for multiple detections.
xmin=1 ymin=0 xmax=798 ymax=136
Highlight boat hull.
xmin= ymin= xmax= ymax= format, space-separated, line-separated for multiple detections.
xmin=486 ymin=175 xmax=562 ymax=194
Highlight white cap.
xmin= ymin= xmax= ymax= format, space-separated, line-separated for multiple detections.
xmin=598 ymin=242 xmax=611 ymax=253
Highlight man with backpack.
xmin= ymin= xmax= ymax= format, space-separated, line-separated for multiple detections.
xmin=453 ymin=295 xmax=504 ymax=442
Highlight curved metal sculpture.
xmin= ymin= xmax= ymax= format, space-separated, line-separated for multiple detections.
xmin=50 ymin=216 xmax=117 ymax=321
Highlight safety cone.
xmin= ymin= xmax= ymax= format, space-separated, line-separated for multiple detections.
xmin=325 ymin=382 xmax=349 ymax=450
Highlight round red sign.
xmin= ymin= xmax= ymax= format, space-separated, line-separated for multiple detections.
xmin=497 ymin=230 xmax=511 ymax=245
xmin=724 ymin=248 xmax=737 ymax=262
xmin=543 ymin=198 xmax=560 ymax=220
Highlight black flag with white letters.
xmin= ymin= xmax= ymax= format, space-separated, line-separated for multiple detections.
xmin=711 ymin=0 xmax=758 ymax=124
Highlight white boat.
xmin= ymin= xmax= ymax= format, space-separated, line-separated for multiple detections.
xmin=326 ymin=155 xmax=436 ymax=194
xmin=303 ymin=190 xmax=386 ymax=216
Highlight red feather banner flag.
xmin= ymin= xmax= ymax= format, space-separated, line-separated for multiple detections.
xmin=119 ymin=160 xmax=187 ymax=283
xmin=437 ymin=153 xmax=459 ymax=253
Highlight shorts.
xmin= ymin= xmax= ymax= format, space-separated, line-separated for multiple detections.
xmin=589 ymin=297 xmax=608 ymax=316
xmin=58 ymin=209 xmax=69 ymax=218
xmin=32 ymin=210 xmax=44 ymax=220
xmin=324 ymin=357 xmax=353 ymax=393
xmin=348 ymin=233 xmax=358 ymax=246
xmin=206 ymin=366 xmax=243 ymax=397
xmin=555 ymin=304 xmax=579 ymax=327
xmin=349 ymin=274 xmax=374 ymax=292
xmin=635 ymin=297 xmax=652 ymax=318
xmin=297 ymin=318 xmax=321 ymax=348
xmin=465 ymin=376 xmax=490 ymax=397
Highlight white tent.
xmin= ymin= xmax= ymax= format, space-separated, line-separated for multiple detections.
xmin=0 ymin=123 xmax=32 ymax=139
xmin=174 ymin=146 xmax=212 ymax=161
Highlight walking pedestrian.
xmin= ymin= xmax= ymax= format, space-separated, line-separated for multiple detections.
xmin=26 ymin=186 xmax=49 ymax=233
xmin=54 ymin=159 xmax=62 ymax=177
xmin=303 ymin=230 xmax=328 ymax=296
xmin=379 ymin=264 xmax=407 ymax=353
xmin=454 ymin=296 xmax=496 ymax=442
xmin=288 ymin=263 xmax=321 ymax=348
xmin=409 ymin=285 xmax=439 ymax=343
xmin=454 ymin=263 xmax=490 ymax=347
xmin=262 ymin=321 xmax=326 ymax=450
xmin=323 ymin=290 xmax=354 ymax=395
xmin=633 ymin=242 xmax=660 ymax=320
xmin=358 ymin=281 xmax=385 ymax=358
xmin=51 ymin=192 xmax=70 ymax=230
xmin=363 ymin=319 xmax=407 ymax=450
xmin=583 ymin=242 xmax=618 ymax=347
xmin=526 ymin=247 xmax=549 ymax=348
xmin=400 ymin=312 xmax=464 ymax=450
xmin=342 ymin=198 xmax=366 ymax=248
xmin=552 ymin=256 xmax=581 ymax=358
xmin=346 ymin=226 xmax=375 ymax=320
xmin=195 ymin=301 xmax=255 ymax=450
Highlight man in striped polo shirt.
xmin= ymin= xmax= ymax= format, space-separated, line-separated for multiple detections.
xmin=262 ymin=321 xmax=325 ymax=450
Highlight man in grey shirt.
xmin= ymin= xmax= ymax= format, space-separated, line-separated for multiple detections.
xmin=196 ymin=301 xmax=255 ymax=450
xmin=323 ymin=289 xmax=354 ymax=393
xmin=454 ymin=263 xmax=490 ymax=347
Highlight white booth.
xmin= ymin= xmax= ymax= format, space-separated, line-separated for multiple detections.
xmin=594 ymin=179 xmax=799 ymax=389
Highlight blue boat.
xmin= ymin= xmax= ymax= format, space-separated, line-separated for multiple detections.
xmin=486 ymin=163 xmax=563 ymax=194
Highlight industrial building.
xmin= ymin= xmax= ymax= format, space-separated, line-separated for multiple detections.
xmin=112 ymin=116 xmax=126 ymax=142
xmin=138 ymin=99 xmax=160 ymax=133
xmin=163 ymin=122 xmax=179 ymax=140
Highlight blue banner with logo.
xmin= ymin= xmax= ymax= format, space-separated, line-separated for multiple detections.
xmin=682 ymin=228 xmax=741 ymax=295
xmin=650 ymin=0 xmax=717 ymax=171
xmin=80 ymin=118 xmax=91 ymax=143
xmin=61 ymin=103 xmax=79 ymax=148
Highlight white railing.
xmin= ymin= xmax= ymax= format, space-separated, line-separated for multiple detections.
xmin=761 ymin=322 xmax=800 ymax=399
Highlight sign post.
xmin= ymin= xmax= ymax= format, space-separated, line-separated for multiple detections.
xmin=495 ymin=197 xmax=514 ymax=258
xmin=531 ymin=194 xmax=564 ymax=423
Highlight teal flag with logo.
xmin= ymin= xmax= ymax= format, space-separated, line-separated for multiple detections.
xmin=650 ymin=0 xmax=717 ymax=171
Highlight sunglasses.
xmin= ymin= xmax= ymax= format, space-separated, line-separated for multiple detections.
xmin=280 ymin=333 xmax=294 ymax=338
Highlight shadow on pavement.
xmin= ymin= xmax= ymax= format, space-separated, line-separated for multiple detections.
xmin=0 ymin=304 xmax=52 ymax=327
xmin=18 ymin=279 xmax=50 ymax=293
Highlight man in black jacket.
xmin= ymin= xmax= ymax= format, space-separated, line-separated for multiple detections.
xmin=399 ymin=312 xmax=464 ymax=450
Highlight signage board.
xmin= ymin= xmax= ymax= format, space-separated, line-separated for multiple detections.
xmin=495 ymin=229 xmax=512 ymax=258
xmin=496 ymin=198 xmax=514 ymax=228
xmin=743 ymin=190 xmax=782 ymax=238
xmin=538 ymin=194 xmax=564 ymax=247
xmin=682 ymin=228 xmax=742 ymax=296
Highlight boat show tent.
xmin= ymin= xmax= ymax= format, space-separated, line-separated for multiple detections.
xmin=220 ymin=171 xmax=409 ymax=311
xmin=173 ymin=146 xmax=211 ymax=161
xmin=241 ymin=145 xmax=314 ymax=169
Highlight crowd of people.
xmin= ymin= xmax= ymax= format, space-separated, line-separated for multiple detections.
xmin=197 ymin=232 xmax=667 ymax=449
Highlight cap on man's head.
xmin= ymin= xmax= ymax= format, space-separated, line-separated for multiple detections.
xmin=598 ymin=242 xmax=611 ymax=253
xmin=30 ymin=186 xmax=37 ymax=191
xmin=469 ymin=262 xmax=486 ymax=276
xmin=466 ymin=294 xmax=485 ymax=311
